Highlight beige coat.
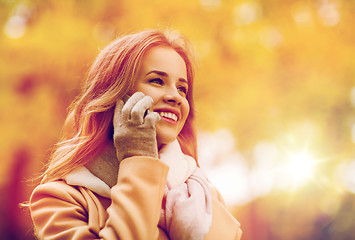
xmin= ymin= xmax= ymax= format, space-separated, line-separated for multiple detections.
xmin=30 ymin=157 xmax=242 ymax=239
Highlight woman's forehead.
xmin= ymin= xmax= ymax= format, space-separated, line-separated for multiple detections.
xmin=140 ymin=46 xmax=188 ymax=80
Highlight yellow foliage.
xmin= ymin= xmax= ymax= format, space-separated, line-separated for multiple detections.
xmin=1 ymin=0 xmax=355 ymax=238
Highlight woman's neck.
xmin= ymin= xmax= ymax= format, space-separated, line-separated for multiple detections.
xmin=158 ymin=143 xmax=166 ymax=151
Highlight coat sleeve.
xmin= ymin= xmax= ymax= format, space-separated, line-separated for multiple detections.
xmin=206 ymin=187 xmax=243 ymax=240
xmin=30 ymin=157 xmax=169 ymax=240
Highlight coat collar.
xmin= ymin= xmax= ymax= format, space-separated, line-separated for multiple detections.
xmin=63 ymin=166 xmax=111 ymax=198
xmin=62 ymin=139 xmax=197 ymax=197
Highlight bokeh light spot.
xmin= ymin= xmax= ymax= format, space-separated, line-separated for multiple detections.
xmin=318 ymin=2 xmax=340 ymax=26
xmin=292 ymin=2 xmax=314 ymax=27
xmin=233 ymin=1 xmax=262 ymax=26
xmin=3 ymin=16 xmax=27 ymax=39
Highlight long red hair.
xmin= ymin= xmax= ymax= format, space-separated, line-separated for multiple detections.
xmin=42 ymin=29 xmax=198 ymax=183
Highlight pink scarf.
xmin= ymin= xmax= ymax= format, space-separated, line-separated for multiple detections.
xmin=158 ymin=140 xmax=212 ymax=240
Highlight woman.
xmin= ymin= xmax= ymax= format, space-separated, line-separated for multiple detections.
xmin=30 ymin=29 xmax=242 ymax=239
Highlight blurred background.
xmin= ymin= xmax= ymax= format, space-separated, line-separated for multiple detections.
xmin=1 ymin=0 xmax=355 ymax=239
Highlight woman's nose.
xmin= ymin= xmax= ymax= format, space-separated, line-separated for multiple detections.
xmin=163 ymin=88 xmax=182 ymax=105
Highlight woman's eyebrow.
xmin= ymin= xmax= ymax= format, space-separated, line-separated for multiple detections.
xmin=178 ymin=78 xmax=188 ymax=85
xmin=145 ymin=70 xmax=168 ymax=77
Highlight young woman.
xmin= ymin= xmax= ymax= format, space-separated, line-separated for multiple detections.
xmin=29 ymin=29 xmax=242 ymax=239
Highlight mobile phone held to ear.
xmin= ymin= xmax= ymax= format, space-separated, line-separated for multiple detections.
xmin=122 ymin=94 xmax=130 ymax=104
xmin=122 ymin=94 xmax=149 ymax=117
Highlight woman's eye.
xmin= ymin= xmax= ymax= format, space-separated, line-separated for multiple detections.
xmin=178 ymin=86 xmax=188 ymax=96
xmin=149 ymin=78 xmax=164 ymax=85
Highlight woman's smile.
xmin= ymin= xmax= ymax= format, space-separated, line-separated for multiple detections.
xmin=155 ymin=107 xmax=180 ymax=124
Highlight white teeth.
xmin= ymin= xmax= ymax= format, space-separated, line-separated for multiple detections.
xmin=159 ymin=112 xmax=178 ymax=121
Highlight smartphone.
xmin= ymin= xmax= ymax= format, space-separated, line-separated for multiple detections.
xmin=122 ymin=94 xmax=130 ymax=104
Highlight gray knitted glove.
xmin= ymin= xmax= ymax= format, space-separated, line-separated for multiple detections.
xmin=113 ymin=92 xmax=161 ymax=162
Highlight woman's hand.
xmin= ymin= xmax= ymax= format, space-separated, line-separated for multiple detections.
xmin=113 ymin=92 xmax=161 ymax=162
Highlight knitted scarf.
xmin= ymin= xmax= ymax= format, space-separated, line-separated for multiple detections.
xmin=158 ymin=140 xmax=212 ymax=240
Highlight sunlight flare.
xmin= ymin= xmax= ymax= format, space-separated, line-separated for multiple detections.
xmin=282 ymin=150 xmax=317 ymax=188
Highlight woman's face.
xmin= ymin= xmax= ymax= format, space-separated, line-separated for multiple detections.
xmin=129 ymin=46 xmax=190 ymax=148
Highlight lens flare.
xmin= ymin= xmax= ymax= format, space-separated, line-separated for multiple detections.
xmin=281 ymin=150 xmax=317 ymax=188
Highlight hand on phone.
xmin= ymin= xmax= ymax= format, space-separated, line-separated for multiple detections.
xmin=122 ymin=94 xmax=149 ymax=118
xmin=113 ymin=92 xmax=160 ymax=162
